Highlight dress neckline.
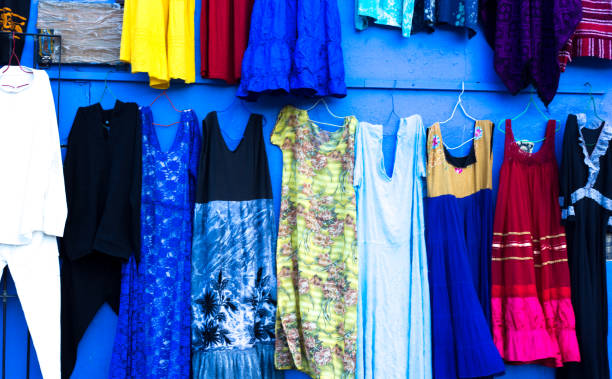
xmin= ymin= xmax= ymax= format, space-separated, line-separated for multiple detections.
xmin=212 ymin=111 xmax=256 ymax=154
xmin=433 ymin=121 xmax=480 ymax=169
xmin=505 ymin=119 xmax=555 ymax=163
xmin=142 ymin=106 xmax=192 ymax=154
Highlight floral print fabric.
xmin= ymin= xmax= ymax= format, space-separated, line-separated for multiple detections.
xmin=271 ymin=106 xmax=358 ymax=378
xmin=355 ymin=0 xmax=417 ymax=37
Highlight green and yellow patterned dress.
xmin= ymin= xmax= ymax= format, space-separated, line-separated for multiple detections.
xmin=271 ymin=105 xmax=358 ymax=379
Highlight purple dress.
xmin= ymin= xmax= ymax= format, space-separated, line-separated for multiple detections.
xmin=480 ymin=0 xmax=582 ymax=105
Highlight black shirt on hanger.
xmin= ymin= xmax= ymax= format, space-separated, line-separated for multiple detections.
xmin=60 ymin=100 xmax=141 ymax=379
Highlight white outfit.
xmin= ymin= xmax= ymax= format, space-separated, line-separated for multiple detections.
xmin=0 ymin=66 xmax=66 ymax=379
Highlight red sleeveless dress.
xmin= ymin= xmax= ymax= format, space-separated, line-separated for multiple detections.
xmin=491 ymin=120 xmax=580 ymax=367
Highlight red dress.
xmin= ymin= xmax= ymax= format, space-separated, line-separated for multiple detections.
xmin=200 ymin=0 xmax=254 ymax=83
xmin=491 ymin=120 xmax=580 ymax=367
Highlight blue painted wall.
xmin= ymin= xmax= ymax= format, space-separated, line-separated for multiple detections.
xmin=3 ymin=0 xmax=611 ymax=377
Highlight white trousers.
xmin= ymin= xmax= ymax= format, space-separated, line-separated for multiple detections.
xmin=0 ymin=232 xmax=60 ymax=379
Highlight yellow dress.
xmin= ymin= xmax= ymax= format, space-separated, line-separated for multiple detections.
xmin=272 ymin=106 xmax=358 ymax=378
xmin=120 ymin=0 xmax=195 ymax=89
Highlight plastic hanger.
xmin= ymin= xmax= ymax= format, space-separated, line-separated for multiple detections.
xmin=438 ymin=82 xmax=479 ymax=150
xmin=149 ymin=90 xmax=183 ymax=127
xmin=98 ymin=70 xmax=117 ymax=104
xmin=497 ymin=93 xmax=558 ymax=144
xmin=0 ymin=31 xmax=34 ymax=89
xmin=304 ymin=98 xmax=347 ymax=128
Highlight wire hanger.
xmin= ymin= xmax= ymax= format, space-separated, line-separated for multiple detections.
xmin=440 ymin=81 xmax=478 ymax=125
xmin=304 ymin=97 xmax=347 ymax=128
xmin=98 ymin=70 xmax=118 ymax=104
xmin=149 ymin=90 xmax=183 ymax=127
xmin=218 ymin=93 xmax=267 ymax=127
xmin=497 ymin=93 xmax=558 ymax=144
xmin=0 ymin=31 xmax=33 ymax=89
xmin=383 ymin=80 xmax=401 ymax=127
xmin=584 ymin=82 xmax=605 ymax=124
xmin=437 ymin=82 xmax=479 ymax=150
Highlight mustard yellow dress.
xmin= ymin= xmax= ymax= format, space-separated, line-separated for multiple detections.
xmin=120 ymin=0 xmax=195 ymax=89
xmin=272 ymin=106 xmax=358 ymax=378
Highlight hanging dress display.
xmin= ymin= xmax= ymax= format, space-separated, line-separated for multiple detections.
xmin=355 ymin=0 xmax=417 ymax=37
xmin=109 ymin=107 xmax=200 ymax=378
xmin=0 ymin=67 xmax=66 ymax=379
xmin=410 ymin=0 xmax=479 ymax=36
xmin=425 ymin=121 xmax=505 ymax=379
xmin=491 ymin=120 xmax=580 ymax=366
xmin=191 ymin=112 xmax=280 ymax=379
xmin=200 ymin=0 xmax=254 ymax=83
xmin=558 ymin=114 xmax=612 ymax=379
xmin=272 ymin=106 xmax=358 ymax=378
xmin=120 ymin=0 xmax=196 ymax=89
xmin=480 ymin=0 xmax=581 ymax=104
xmin=354 ymin=117 xmax=431 ymax=379
xmin=559 ymin=0 xmax=612 ymax=71
xmin=237 ymin=0 xmax=347 ymax=100
xmin=61 ymin=100 xmax=141 ymax=379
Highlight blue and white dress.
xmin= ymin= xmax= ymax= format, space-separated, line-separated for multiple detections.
xmin=109 ymin=107 xmax=201 ymax=378
xmin=191 ymin=112 xmax=281 ymax=379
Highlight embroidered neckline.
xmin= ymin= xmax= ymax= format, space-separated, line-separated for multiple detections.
xmin=577 ymin=116 xmax=612 ymax=188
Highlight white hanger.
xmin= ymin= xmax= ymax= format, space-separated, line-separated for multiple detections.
xmin=305 ymin=98 xmax=347 ymax=128
xmin=439 ymin=82 xmax=479 ymax=150
xmin=439 ymin=81 xmax=477 ymax=125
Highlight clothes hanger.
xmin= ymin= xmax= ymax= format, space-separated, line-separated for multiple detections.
xmin=149 ymin=90 xmax=183 ymax=127
xmin=0 ymin=31 xmax=34 ymax=90
xmin=438 ymin=82 xmax=479 ymax=150
xmin=497 ymin=93 xmax=559 ymax=144
xmin=383 ymin=80 xmax=401 ymax=128
xmin=304 ymin=97 xmax=347 ymax=128
xmin=584 ymin=82 xmax=605 ymax=124
xmin=98 ymin=70 xmax=118 ymax=104
xmin=218 ymin=92 xmax=267 ymax=126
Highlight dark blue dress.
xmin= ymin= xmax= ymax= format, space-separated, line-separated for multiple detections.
xmin=237 ymin=0 xmax=347 ymax=100
xmin=109 ymin=107 xmax=201 ymax=378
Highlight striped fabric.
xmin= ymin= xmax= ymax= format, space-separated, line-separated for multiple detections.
xmin=559 ymin=0 xmax=612 ymax=70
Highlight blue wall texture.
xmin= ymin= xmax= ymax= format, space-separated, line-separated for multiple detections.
xmin=2 ymin=0 xmax=611 ymax=378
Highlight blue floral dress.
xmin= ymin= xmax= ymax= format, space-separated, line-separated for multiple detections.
xmin=109 ymin=107 xmax=201 ymax=379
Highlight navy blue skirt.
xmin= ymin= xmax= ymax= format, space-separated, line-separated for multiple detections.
xmin=425 ymin=190 xmax=505 ymax=379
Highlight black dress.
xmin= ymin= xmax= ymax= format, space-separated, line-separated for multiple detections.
xmin=60 ymin=101 xmax=140 ymax=378
xmin=558 ymin=114 xmax=612 ymax=379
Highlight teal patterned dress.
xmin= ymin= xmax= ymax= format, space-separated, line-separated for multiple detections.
xmin=355 ymin=0 xmax=416 ymax=37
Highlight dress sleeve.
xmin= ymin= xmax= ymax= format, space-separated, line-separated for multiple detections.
xmin=559 ymin=115 xmax=576 ymax=224
xmin=270 ymin=106 xmax=291 ymax=147
xmin=42 ymin=78 xmax=67 ymax=237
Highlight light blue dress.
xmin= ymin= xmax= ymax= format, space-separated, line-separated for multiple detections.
xmin=355 ymin=0 xmax=416 ymax=37
xmin=354 ymin=116 xmax=432 ymax=379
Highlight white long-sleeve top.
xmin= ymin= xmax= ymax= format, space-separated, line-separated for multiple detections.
xmin=0 ymin=66 xmax=67 ymax=245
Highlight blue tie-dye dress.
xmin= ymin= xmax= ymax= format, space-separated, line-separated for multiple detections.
xmin=191 ymin=112 xmax=282 ymax=379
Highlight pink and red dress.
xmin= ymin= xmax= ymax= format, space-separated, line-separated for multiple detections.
xmin=491 ymin=119 xmax=580 ymax=367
